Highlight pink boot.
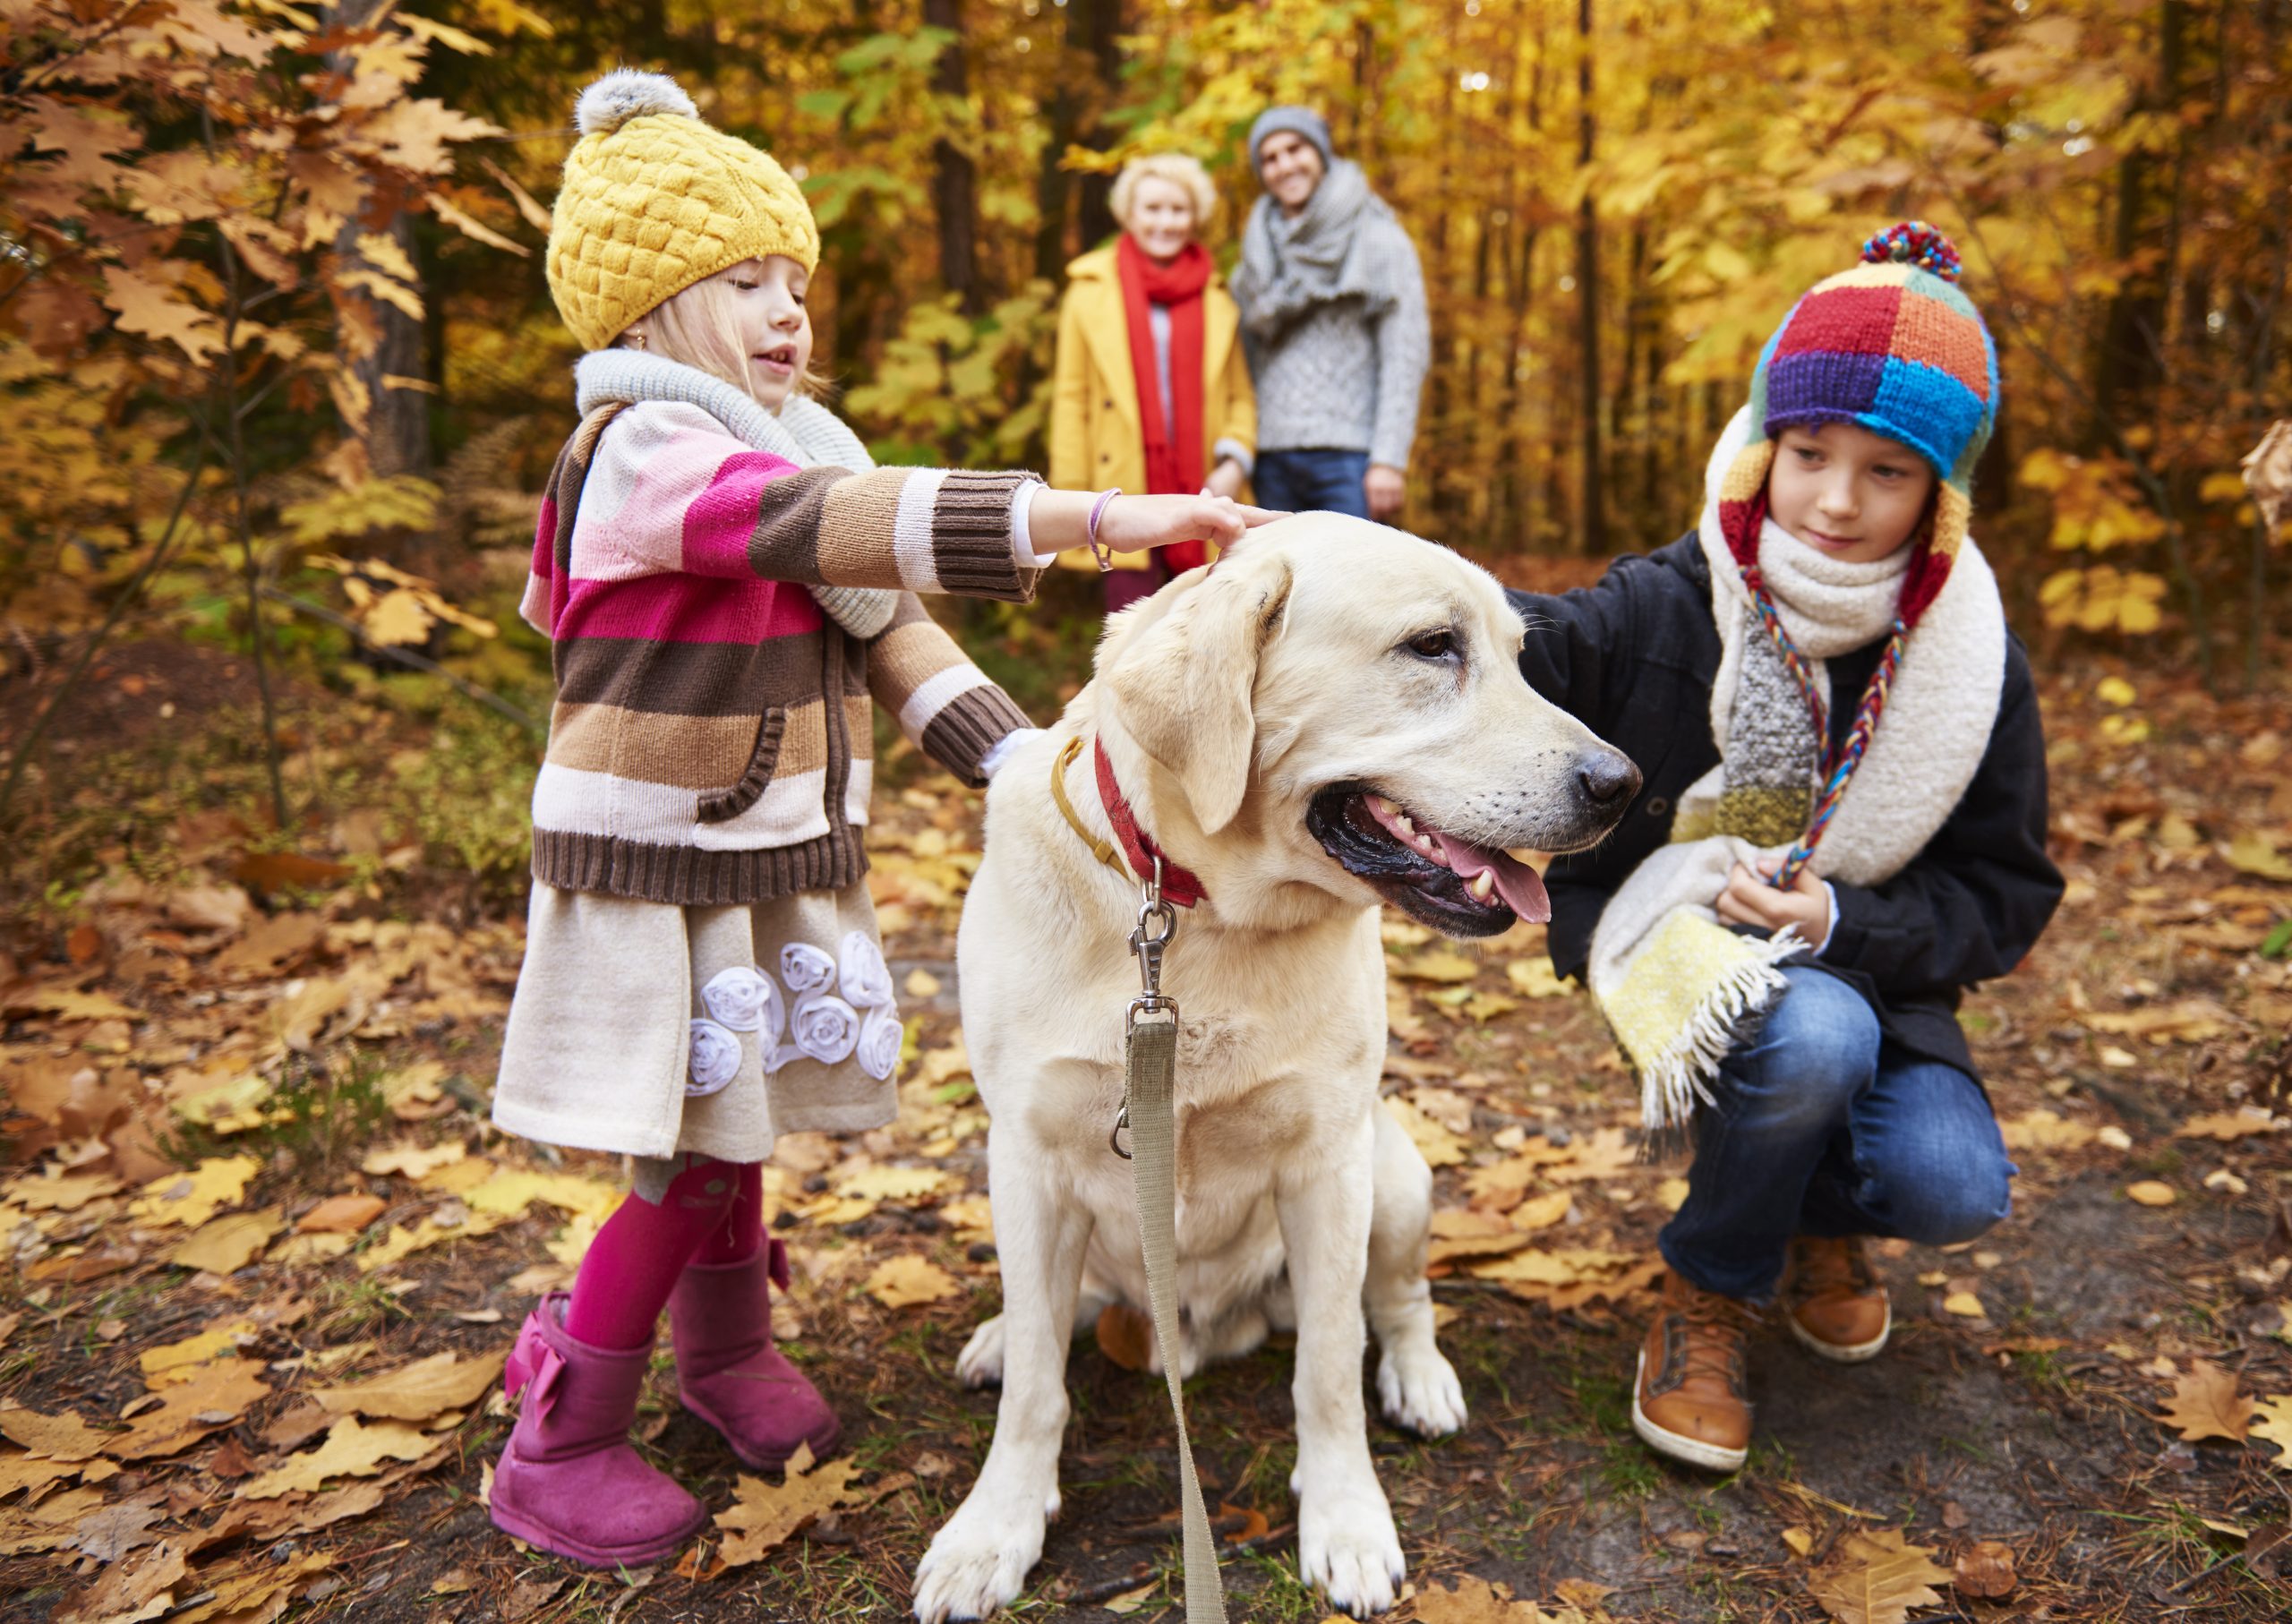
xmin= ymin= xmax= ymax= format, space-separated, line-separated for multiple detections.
xmin=491 ymin=1293 xmax=707 ymax=1567
xmin=669 ymin=1239 xmax=841 ymax=1469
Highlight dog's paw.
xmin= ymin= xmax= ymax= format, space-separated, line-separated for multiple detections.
xmin=911 ymin=1494 xmax=1048 ymax=1623
xmin=1296 ymin=1486 xmax=1405 ymax=1618
xmin=954 ymin=1314 xmax=1005 ymax=1389
xmin=1376 ymin=1343 xmax=1467 ymax=1438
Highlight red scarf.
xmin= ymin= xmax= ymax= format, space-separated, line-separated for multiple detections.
xmin=1116 ymin=235 xmax=1211 ymax=570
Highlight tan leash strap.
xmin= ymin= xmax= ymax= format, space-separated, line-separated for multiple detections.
xmin=1125 ymin=1009 xmax=1227 ymax=1623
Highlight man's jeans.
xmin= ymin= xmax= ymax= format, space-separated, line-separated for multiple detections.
xmin=1253 ymin=448 xmax=1371 ymax=518
xmin=1660 ymin=966 xmax=2016 ymax=1302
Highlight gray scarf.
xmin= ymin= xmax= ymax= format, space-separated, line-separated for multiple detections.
xmin=572 ymin=349 xmax=898 ymax=640
xmin=1230 ymin=158 xmax=1408 ymax=342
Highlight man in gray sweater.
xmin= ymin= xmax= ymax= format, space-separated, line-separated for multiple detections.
xmin=1229 ymin=106 xmax=1431 ymax=522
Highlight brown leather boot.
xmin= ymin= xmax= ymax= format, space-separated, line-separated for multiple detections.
xmin=1783 ymin=1235 xmax=1891 ymax=1363
xmin=1632 ymin=1267 xmax=1754 ymax=1472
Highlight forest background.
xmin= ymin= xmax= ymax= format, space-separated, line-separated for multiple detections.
xmin=4 ymin=0 xmax=2289 ymax=839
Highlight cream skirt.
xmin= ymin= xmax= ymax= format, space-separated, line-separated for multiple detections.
xmin=492 ymin=880 xmax=902 ymax=1163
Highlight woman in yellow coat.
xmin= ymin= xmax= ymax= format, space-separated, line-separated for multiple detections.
xmin=1050 ymin=153 xmax=1257 ymax=613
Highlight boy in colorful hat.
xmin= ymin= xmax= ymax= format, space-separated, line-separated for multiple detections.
xmin=487 ymin=71 xmax=1261 ymax=1568
xmin=1509 ymin=224 xmax=2063 ymax=1471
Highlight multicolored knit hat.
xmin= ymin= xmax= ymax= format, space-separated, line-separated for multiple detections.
xmin=547 ymin=71 xmax=821 ymax=353
xmin=1712 ymin=221 xmax=1998 ymax=630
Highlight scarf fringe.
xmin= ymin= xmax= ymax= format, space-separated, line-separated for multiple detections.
xmin=1634 ymin=935 xmax=1799 ymax=1133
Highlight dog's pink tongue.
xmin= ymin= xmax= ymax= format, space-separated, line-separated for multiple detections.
xmin=1432 ymin=833 xmax=1552 ymax=923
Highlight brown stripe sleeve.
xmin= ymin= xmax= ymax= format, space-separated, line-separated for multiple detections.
xmin=919 ymin=685 xmax=1035 ymax=789
xmin=929 ymin=470 xmax=1041 ymax=603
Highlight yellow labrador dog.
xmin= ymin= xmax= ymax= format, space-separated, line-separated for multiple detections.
xmin=912 ymin=517 xmax=1638 ymax=1622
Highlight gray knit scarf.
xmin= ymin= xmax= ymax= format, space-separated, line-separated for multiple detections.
xmin=1231 ymin=158 xmax=1412 ymax=342
xmin=572 ymin=349 xmax=898 ymax=640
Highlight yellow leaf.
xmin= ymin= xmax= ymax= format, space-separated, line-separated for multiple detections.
xmin=362 ymin=1141 xmax=465 ymax=1179
xmin=1806 ymin=1528 xmax=1952 ymax=1624
xmin=2250 ymin=1395 xmax=2292 ymax=1467
xmin=361 ymin=588 xmax=435 ymax=646
xmin=2094 ymin=675 xmax=2137 ymax=706
xmin=835 ymin=1166 xmax=958 ymax=1203
xmin=112 ymin=1360 xmax=270 ymax=1459
xmin=168 ymin=1208 xmax=283 ymax=1274
xmin=2226 ymin=833 xmax=2292 ymax=883
xmin=234 ymin=1415 xmax=433 ymax=1500
xmin=140 ymin=1321 xmax=257 ymax=1384
xmin=1942 ymin=1291 xmax=1987 ymax=1319
xmin=2126 ymin=1180 xmax=2178 ymax=1207
xmin=1998 ymin=1108 xmax=2096 ymax=1151
xmin=2159 ymin=1359 xmax=2254 ymax=1442
xmin=1394 ymin=948 xmax=1479 ymax=984
xmin=1386 ymin=1095 xmax=1466 ymax=1168
xmin=2175 ymin=1109 xmax=2285 ymax=1141
xmin=1504 ymin=956 xmax=1570 ymax=998
xmin=864 ymin=1255 xmax=963 ymax=1309
xmin=129 ymin=1156 xmax=259 ymax=1229
xmin=1413 ymin=1575 xmax=1552 ymax=1621
xmin=312 ymin=1350 xmax=507 ymax=1422
xmin=714 ymin=1442 xmax=868 ymax=1567
xmin=1103 ymin=1583 xmax=1161 ymax=1615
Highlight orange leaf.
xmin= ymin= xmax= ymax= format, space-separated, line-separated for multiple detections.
xmin=2159 ymin=1359 xmax=2254 ymax=1442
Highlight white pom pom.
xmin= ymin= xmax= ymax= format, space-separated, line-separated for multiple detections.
xmin=574 ymin=70 xmax=699 ymax=137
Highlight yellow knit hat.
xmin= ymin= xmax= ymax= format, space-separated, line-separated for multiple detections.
xmin=546 ymin=71 xmax=821 ymax=353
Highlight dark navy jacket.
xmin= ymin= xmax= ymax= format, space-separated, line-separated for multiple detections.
xmin=1509 ymin=533 xmax=2063 ymax=1080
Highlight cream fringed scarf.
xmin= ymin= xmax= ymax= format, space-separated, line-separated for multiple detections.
xmin=1590 ymin=408 xmax=2007 ymax=1130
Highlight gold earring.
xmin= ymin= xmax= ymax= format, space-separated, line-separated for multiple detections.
xmin=630 ymin=330 xmax=648 ymax=352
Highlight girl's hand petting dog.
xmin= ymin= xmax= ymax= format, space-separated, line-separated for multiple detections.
xmin=1028 ymin=489 xmax=1282 ymax=558
xmin=1715 ymin=857 xmax=1831 ymax=945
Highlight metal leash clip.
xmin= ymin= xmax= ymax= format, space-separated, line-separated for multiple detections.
xmin=1113 ymin=856 xmax=1180 ymax=1159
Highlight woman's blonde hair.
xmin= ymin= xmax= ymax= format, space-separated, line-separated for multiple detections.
xmin=618 ymin=260 xmax=829 ymax=402
xmin=1110 ymin=153 xmax=1219 ymax=236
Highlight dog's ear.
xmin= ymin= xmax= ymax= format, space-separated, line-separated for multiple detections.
xmin=1104 ymin=551 xmax=1294 ymax=836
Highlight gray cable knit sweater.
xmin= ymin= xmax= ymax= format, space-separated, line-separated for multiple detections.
xmin=1230 ymin=161 xmax=1432 ymax=470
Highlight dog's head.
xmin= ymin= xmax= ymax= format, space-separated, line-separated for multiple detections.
xmin=1091 ymin=515 xmax=1639 ymax=937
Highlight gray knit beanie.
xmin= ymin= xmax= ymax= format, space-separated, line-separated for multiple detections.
xmin=1247 ymin=106 xmax=1334 ymax=177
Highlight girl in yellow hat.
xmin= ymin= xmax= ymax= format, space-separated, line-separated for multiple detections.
xmin=487 ymin=70 xmax=1260 ymax=1568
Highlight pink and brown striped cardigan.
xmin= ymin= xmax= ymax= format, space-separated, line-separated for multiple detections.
xmin=521 ymin=398 xmax=1040 ymax=905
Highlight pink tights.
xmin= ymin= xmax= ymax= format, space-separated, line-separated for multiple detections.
xmin=563 ymin=1158 xmax=764 ymax=1349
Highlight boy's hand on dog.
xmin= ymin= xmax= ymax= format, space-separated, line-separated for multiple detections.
xmin=1715 ymin=858 xmax=1830 ymax=944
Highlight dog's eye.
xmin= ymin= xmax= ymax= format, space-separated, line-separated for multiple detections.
xmin=1404 ymin=628 xmax=1458 ymax=661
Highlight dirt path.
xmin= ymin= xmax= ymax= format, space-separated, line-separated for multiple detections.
xmin=3 ymin=656 xmax=2288 ymax=1623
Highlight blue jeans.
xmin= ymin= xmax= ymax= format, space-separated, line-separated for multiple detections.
xmin=1253 ymin=448 xmax=1371 ymax=518
xmin=1660 ymin=967 xmax=2016 ymax=1302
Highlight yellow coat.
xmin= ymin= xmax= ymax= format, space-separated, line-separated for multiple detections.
xmin=1048 ymin=244 xmax=1256 ymax=571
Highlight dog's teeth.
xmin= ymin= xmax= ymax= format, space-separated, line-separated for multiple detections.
xmin=1367 ymin=794 xmax=1391 ymax=816
xmin=1470 ymin=872 xmax=1495 ymax=901
xmin=1395 ymin=813 xmax=1414 ymax=834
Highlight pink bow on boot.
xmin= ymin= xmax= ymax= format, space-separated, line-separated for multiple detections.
xmin=669 ymin=1237 xmax=841 ymax=1469
xmin=491 ymin=1292 xmax=706 ymax=1568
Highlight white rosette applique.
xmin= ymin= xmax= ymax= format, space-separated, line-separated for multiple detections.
xmin=785 ymin=991 xmax=860 ymax=1066
xmin=855 ymin=1002 xmax=904 ymax=1081
xmin=837 ymin=930 xmax=895 ymax=1010
xmin=700 ymin=965 xmax=783 ymax=1050
xmin=780 ymin=943 xmax=838 ymax=998
xmin=686 ymin=1018 xmax=743 ymax=1098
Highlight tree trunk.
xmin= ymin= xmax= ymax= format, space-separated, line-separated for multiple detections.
xmin=1574 ymin=0 xmax=1604 ymax=554
xmin=924 ymin=0 xmax=982 ymax=314
xmin=2091 ymin=0 xmax=2185 ymax=446
xmin=1071 ymin=0 xmax=1125 ymax=250
xmin=325 ymin=0 xmax=429 ymax=486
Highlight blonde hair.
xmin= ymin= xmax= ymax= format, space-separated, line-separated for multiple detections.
xmin=618 ymin=261 xmax=828 ymax=402
xmin=1110 ymin=153 xmax=1219 ymax=237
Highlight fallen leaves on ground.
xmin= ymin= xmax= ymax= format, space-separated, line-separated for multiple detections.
xmin=1953 ymin=1538 xmax=2018 ymax=1597
xmin=2159 ymin=1359 xmax=2255 ymax=1441
xmin=865 ymin=1253 xmax=963 ymax=1308
xmin=702 ymin=1441 xmax=868 ymax=1570
xmin=311 ymin=1348 xmax=507 ymax=1421
xmin=235 ymin=1415 xmax=435 ymax=1499
xmin=1807 ymin=1528 xmax=1954 ymax=1624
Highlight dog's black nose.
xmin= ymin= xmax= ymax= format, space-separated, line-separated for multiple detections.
xmin=1575 ymin=750 xmax=1641 ymax=808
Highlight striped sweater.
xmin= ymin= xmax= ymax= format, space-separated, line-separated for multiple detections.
xmin=522 ymin=397 xmax=1040 ymax=905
